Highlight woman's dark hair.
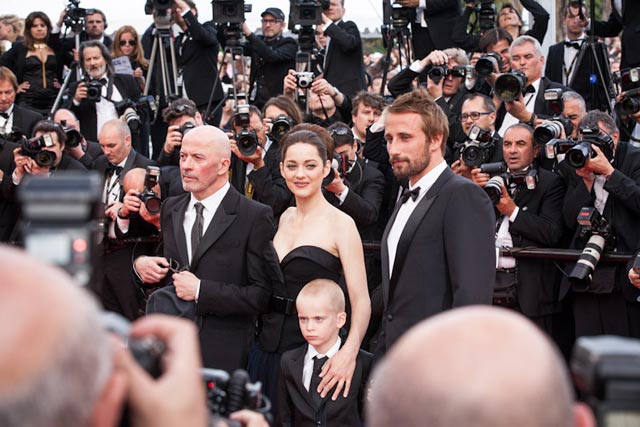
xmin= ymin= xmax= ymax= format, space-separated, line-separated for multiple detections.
xmin=23 ymin=11 xmax=52 ymax=51
xmin=280 ymin=127 xmax=332 ymax=163
xmin=498 ymin=4 xmax=523 ymax=32
xmin=478 ymin=28 xmax=513 ymax=53
xmin=262 ymin=95 xmax=303 ymax=125
xmin=32 ymin=119 xmax=66 ymax=145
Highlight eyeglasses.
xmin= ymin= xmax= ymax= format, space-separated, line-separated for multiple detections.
xmin=460 ymin=112 xmax=492 ymax=121
xmin=119 ymin=40 xmax=136 ymax=46
xmin=261 ymin=18 xmax=282 ymax=25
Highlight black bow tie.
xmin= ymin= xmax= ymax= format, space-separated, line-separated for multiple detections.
xmin=94 ymin=77 xmax=107 ymax=85
xmin=0 ymin=112 xmax=9 ymax=119
xmin=400 ymin=187 xmax=421 ymax=204
xmin=524 ymin=84 xmax=536 ymax=95
xmin=564 ymin=41 xmax=582 ymax=50
xmin=106 ymin=163 xmax=123 ymax=176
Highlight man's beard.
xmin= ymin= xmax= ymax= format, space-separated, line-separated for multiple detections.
xmin=87 ymin=64 xmax=107 ymax=79
xmin=391 ymin=146 xmax=432 ymax=180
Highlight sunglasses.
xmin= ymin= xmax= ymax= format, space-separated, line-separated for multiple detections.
xmin=119 ymin=40 xmax=136 ymax=47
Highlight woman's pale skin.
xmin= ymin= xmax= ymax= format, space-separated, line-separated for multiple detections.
xmin=276 ymin=141 xmax=371 ymax=400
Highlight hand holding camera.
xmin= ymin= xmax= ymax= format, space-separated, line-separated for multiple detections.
xmin=12 ymin=147 xmax=35 ymax=180
xmin=121 ymin=188 xmax=143 ymax=218
xmin=73 ymin=81 xmax=89 ymax=103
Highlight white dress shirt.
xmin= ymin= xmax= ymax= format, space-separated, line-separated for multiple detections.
xmin=302 ymin=337 xmax=341 ymax=391
xmin=386 ymin=160 xmax=448 ymax=276
xmin=95 ymin=74 xmax=123 ymax=138
xmin=104 ymin=157 xmax=128 ymax=239
xmin=0 ymin=104 xmax=15 ymax=134
xmin=562 ymin=36 xmax=585 ymax=85
xmin=498 ymin=78 xmax=541 ymax=137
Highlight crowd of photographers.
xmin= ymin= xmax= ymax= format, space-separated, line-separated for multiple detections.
xmin=1 ymin=0 xmax=640 ymax=425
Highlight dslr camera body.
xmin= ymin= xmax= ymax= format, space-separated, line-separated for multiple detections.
xmin=114 ymin=95 xmax=157 ymax=132
xmin=289 ymin=0 xmax=329 ymax=27
xmin=456 ymin=125 xmax=497 ymax=168
xmin=475 ymin=51 xmax=502 ymax=78
xmin=269 ymin=114 xmax=294 ymax=142
xmin=427 ymin=65 xmax=466 ymax=85
xmin=138 ymin=166 xmax=162 ymax=215
xmin=533 ymin=89 xmax=574 ymax=145
xmin=479 ymin=162 xmax=538 ymax=205
xmin=565 ymin=128 xmax=615 ymax=169
xmin=84 ymin=79 xmax=103 ymax=102
xmin=20 ymin=134 xmax=58 ymax=168
xmin=234 ymin=104 xmax=260 ymax=156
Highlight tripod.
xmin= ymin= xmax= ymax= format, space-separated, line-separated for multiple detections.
xmin=49 ymin=21 xmax=83 ymax=117
xmin=379 ymin=0 xmax=413 ymax=97
xmin=143 ymin=15 xmax=179 ymax=106
xmin=570 ymin=0 xmax=617 ymax=113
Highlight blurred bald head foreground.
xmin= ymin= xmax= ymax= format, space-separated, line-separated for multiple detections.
xmin=0 ymin=245 xmax=111 ymax=427
xmin=368 ymin=307 xmax=595 ymax=427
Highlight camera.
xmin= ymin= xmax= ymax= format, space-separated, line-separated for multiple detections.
xmin=544 ymin=138 xmax=577 ymax=159
xmin=64 ymin=0 xmax=93 ymax=29
xmin=427 ymin=65 xmax=466 ymax=85
xmin=178 ymin=121 xmax=196 ymax=136
xmin=616 ymin=87 xmax=640 ymax=116
xmin=474 ymin=52 xmax=502 ymax=78
xmin=289 ymin=0 xmax=328 ymax=27
xmin=390 ymin=4 xmax=416 ymax=28
xmin=144 ymin=0 xmax=173 ymax=15
xmin=565 ymin=127 xmax=615 ymax=169
xmin=295 ymin=71 xmax=315 ymax=89
xmin=494 ymin=70 xmax=528 ymax=102
xmin=20 ymin=134 xmax=57 ymax=168
xmin=458 ymin=125 xmax=496 ymax=167
xmin=115 ymin=96 xmax=157 ymax=132
xmin=0 ymin=129 xmax=27 ymax=143
xmin=322 ymin=151 xmax=349 ymax=187
xmin=212 ymin=0 xmax=252 ymax=25
xmin=138 ymin=166 xmax=162 ymax=215
xmin=269 ymin=114 xmax=294 ymax=142
xmin=58 ymin=120 xmax=83 ymax=148
xmin=85 ymin=79 xmax=103 ymax=102
xmin=534 ymin=89 xmax=574 ymax=145
xmin=613 ymin=67 xmax=640 ymax=87
xmin=233 ymin=104 xmax=259 ymax=156
xmin=572 ymin=336 xmax=640 ymax=427
xmin=480 ymin=162 xmax=538 ymax=205
xmin=203 ymin=368 xmax=270 ymax=421
xmin=476 ymin=0 xmax=497 ymax=32
xmin=568 ymin=207 xmax=614 ymax=290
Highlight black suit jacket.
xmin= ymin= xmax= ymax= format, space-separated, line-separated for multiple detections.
xmin=277 ymin=345 xmax=371 ymax=427
xmin=66 ymin=73 xmax=142 ymax=142
xmin=411 ymin=0 xmax=461 ymax=59
xmin=151 ymin=186 xmax=279 ymax=372
xmin=11 ymin=105 xmax=43 ymax=137
xmin=323 ymin=20 xmax=367 ymax=98
xmin=377 ymin=167 xmax=496 ymax=353
xmin=594 ymin=0 xmax=640 ymax=68
xmin=61 ymin=33 xmax=113 ymax=66
xmin=0 ymin=139 xmax=19 ymax=241
xmin=507 ymin=168 xmax=566 ymax=317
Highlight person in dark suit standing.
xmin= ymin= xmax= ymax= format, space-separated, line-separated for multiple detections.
xmin=58 ymin=8 xmax=112 ymax=55
xmin=277 ymin=279 xmax=371 ymax=427
xmin=545 ymin=1 xmax=589 ymax=86
xmin=66 ymin=41 xmax=144 ymax=144
xmin=320 ymin=0 xmax=367 ymax=98
xmin=594 ymin=0 xmax=640 ymax=69
xmin=0 ymin=66 xmax=41 ymax=138
xmin=395 ymin=0 xmax=461 ymax=61
xmin=376 ymin=88 xmax=495 ymax=354
xmin=135 ymin=125 xmax=279 ymax=372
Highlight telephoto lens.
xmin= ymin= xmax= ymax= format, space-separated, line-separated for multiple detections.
xmin=484 ymin=175 xmax=506 ymax=205
xmin=494 ymin=71 xmax=527 ymax=102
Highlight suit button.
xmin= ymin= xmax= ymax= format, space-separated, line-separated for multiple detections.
xmin=387 ymin=314 xmax=393 ymax=321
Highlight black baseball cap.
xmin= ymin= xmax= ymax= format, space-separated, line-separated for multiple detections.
xmin=261 ymin=7 xmax=285 ymax=21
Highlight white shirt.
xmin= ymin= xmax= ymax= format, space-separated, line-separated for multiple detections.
xmin=387 ymin=160 xmax=448 ymax=276
xmin=104 ymin=157 xmax=128 ymax=239
xmin=562 ymin=36 xmax=585 ymax=85
xmin=93 ymin=73 xmax=123 ymax=138
xmin=495 ymin=188 xmax=520 ymax=269
xmin=0 ymin=104 xmax=14 ymax=134
xmin=498 ymin=78 xmax=541 ymax=137
xmin=593 ymin=175 xmax=609 ymax=215
xmin=302 ymin=337 xmax=341 ymax=392
xmin=183 ymin=182 xmax=230 ymax=264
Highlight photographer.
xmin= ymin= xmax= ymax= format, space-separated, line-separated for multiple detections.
xmin=545 ymin=2 xmax=589 ymax=86
xmin=158 ymin=98 xmax=203 ymax=167
xmin=451 ymin=93 xmax=502 ymax=178
xmin=470 ymin=123 xmax=565 ymax=336
xmin=229 ymin=105 xmax=292 ymax=218
xmin=237 ymin=7 xmax=296 ymax=109
xmin=53 ymin=108 xmax=104 ymax=169
xmin=452 ymin=0 xmax=549 ymax=53
xmin=58 ymin=7 xmax=112 ymax=56
xmin=321 ymin=0 xmax=367 ymax=98
xmin=562 ymin=111 xmax=640 ymax=339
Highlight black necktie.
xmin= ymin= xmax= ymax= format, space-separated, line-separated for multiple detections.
xmin=106 ymin=163 xmax=123 ymax=177
xmin=400 ymin=187 xmax=421 ymax=204
xmin=190 ymin=202 xmax=204 ymax=259
xmin=564 ymin=41 xmax=582 ymax=50
xmin=309 ymin=355 xmax=328 ymax=407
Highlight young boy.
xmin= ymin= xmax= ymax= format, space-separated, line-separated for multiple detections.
xmin=277 ymin=279 xmax=372 ymax=427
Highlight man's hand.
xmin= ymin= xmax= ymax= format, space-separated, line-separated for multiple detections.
xmin=241 ymin=22 xmax=251 ymax=37
xmin=105 ymin=202 xmax=123 ymax=221
xmin=114 ymin=315 xmax=208 ymax=427
xmin=628 ymin=268 xmax=640 ymax=290
xmin=229 ymin=410 xmax=270 ymax=427
xmin=121 ymin=189 xmax=142 ymax=218
xmin=576 ymin=166 xmax=596 ymax=192
xmin=12 ymin=147 xmax=33 ymax=181
xmin=452 ymin=159 xmax=472 ymax=179
xmin=173 ymin=271 xmax=200 ymax=301
xmin=421 ymin=50 xmax=448 ymax=69
xmin=495 ymin=184 xmax=516 ymax=217
xmin=470 ymin=167 xmax=490 ymax=187
xmin=134 ymin=256 xmax=169 ymax=284
xmin=324 ymin=168 xmax=347 ymax=194
xmin=585 ymin=145 xmax=615 ymax=177
xmin=283 ymin=70 xmax=298 ymax=97
xmin=65 ymin=143 xmax=85 ymax=160
xmin=163 ymin=125 xmax=183 ymax=156
xmin=74 ymin=82 xmax=88 ymax=103
xmin=139 ymin=202 xmax=161 ymax=230
xmin=504 ymin=93 xmax=531 ymax=122
xmin=426 ymin=74 xmax=444 ymax=100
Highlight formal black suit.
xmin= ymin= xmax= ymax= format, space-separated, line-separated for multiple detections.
xmin=322 ymin=20 xmax=367 ymax=98
xmin=594 ymin=0 xmax=640 ymax=69
xmin=95 ymin=149 xmax=156 ymax=320
xmin=229 ymin=138 xmax=292 ymax=218
xmin=75 ymin=139 xmax=104 ymax=170
xmin=0 ymin=138 xmax=19 ymax=241
xmin=8 ymin=104 xmax=43 ymax=137
xmin=409 ymin=0 xmax=460 ymax=60
xmin=66 ymin=73 xmax=142 ymax=142
xmin=376 ymin=166 xmax=496 ymax=353
xmin=150 ymin=186 xmax=279 ymax=372
xmin=545 ymin=40 xmax=587 ymax=86
xmin=277 ymin=345 xmax=371 ymax=427
xmin=562 ymin=141 xmax=640 ymax=338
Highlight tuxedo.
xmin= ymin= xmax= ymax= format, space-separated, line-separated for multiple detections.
xmin=94 ymin=149 xmax=156 ymax=320
xmin=148 ymin=186 xmax=279 ymax=372
xmin=66 ymin=73 xmax=142 ymax=142
xmin=0 ymin=139 xmax=19 ymax=241
xmin=8 ymin=104 xmax=43 ymax=138
xmin=277 ymin=345 xmax=371 ymax=427
xmin=411 ymin=0 xmax=461 ymax=60
xmin=594 ymin=0 xmax=640 ymax=68
xmin=376 ymin=166 xmax=496 ymax=353
xmin=545 ymin=39 xmax=588 ymax=86
xmin=323 ymin=20 xmax=367 ymax=98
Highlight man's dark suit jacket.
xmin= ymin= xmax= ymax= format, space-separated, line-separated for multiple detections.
xmin=152 ymin=186 xmax=279 ymax=372
xmin=229 ymin=139 xmax=292 ymax=218
xmin=376 ymin=167 xmax=496 ymax=353
xmin=11 ymin=105 xmax=43 ymax=138
xmin=76 ymin=139 xmax=104 ymax=169
xmin=66 ymin=73 xmax=142 ymax=142
xmin=277 ymin=345 xmax=372 ymax=427
xmin=562 ymin=141 xmax=640 ymax=305
xmin=411 ymin=0 xmax=461 ymax=60
xmin=594 ymin=0 xmax=640 ymax=68
xmin=544 ymin=41 xmax=588 ymax=86
xmin=61 ymin=33 xmax=113 ymax=66
xmin=508 ymin=167 xmax=566 ymax=317
xmin=323 ymin=20 xmax=367 ymax=98
xmin=0 ymin=139 xmax=19 ymax=241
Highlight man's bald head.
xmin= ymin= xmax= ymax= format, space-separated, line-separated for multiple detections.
xmin=0 ymin=245 xmax=111 ymax=427
xmin=368 ymin=307 xmax=580 ymax=427
xmin=182 ymin=125 xmax=231 ymax=160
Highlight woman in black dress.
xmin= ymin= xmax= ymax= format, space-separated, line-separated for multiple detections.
xmin=0 ymin=12 xmax=63 ymax=116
